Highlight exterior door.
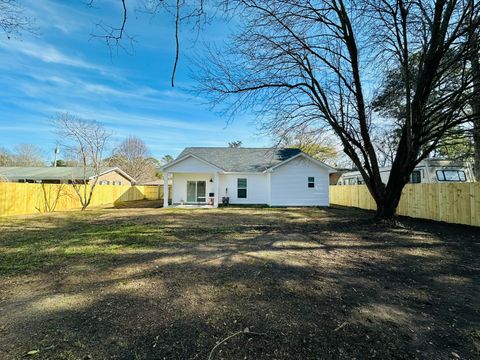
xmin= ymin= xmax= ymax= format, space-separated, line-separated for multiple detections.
xmin=186 ymin=181 xmax=207 ymax=203
xmin=187 ymin=181 xmax=196 ymax=202
xmin=196 ymin=181 xmax=206 ymax=202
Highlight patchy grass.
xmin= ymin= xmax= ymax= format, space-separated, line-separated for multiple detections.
xmin=0 ymin=203 xmax=479 ymax=359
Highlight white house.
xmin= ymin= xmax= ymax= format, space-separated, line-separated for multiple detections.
xmin=161 ymin=147 xmax=336 ymax=208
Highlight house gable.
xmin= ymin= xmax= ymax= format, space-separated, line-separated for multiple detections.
xmin=269 ymin=156 xmax=330 ymax=206
xmin=267 ymin=153 xmax=336 ymax=173
xmin=163 ymin=154 xmax=223 ymax=173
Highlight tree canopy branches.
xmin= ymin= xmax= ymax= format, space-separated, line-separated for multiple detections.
xmin=0 ymin=0 xmax=34 ymax=39
xmin=197 ymin=0 xmax=480 ymax=220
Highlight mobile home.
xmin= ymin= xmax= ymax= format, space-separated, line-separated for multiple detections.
xmin=336 ymin=159 xmax=475 ymax=185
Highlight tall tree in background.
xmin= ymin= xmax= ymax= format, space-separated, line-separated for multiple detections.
xmin=0 ymin=145 xmax=45 ymax=166
xmin=56 ymin=113 xmax=110 ymax=210
xmin=13 ymin=144 xmax=44 ymax=166
xmin=0 ymin=147 xmax=12 ymax=166
xmin=276 ymin=127 xmax=339 ymax=164
xmin=107 ymin=136 xmax=159 ymax=183
xmin=228 ymin=140 xmax=243 ymax=148
xmin=161 ymin=155 xmax=174 ymax=164
xmin=199 ymin=0 xmax=479 ymax=221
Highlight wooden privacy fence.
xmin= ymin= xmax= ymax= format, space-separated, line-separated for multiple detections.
xmin=0 ymin=183 xmax=167 ymax=217
xmin=329 ymin=183 xmax=480 ymax=227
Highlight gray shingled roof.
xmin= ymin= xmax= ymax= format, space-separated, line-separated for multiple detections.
xmin=176 ymin=147 xmax=302 ymax=172
xmin=0 ymin=167 xmax=119 ymax=181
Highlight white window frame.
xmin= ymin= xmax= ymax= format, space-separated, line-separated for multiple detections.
xmin=307 ymin=176 xmax=315 ymax=188
xmin=237 ymin=178 xmax=247 ymax=198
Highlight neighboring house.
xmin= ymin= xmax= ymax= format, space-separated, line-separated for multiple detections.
xmin=161 ymin=147 xmax=336 ymax=208
xmin=0 ymin=167 xmax=136 ymax=185
xmin=329 ymin=168 xmax=351 ymax=185
xmin=336 ymin=158 xmax=475 ymax=185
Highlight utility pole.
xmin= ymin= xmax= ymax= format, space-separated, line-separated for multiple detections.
xmin=54 ymin=144 xmax=60 ymax=167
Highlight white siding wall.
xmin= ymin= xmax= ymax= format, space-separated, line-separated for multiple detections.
xmin=270 ymin=157 xmax=330 ymax=206
xmin=218 ymin=174 xmax=269 ymax=204
xmin=172 ymin=173 xmax=215 ymax=204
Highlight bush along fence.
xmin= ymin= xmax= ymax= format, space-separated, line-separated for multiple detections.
xmin=0 ymin=183 xmax=169 ymax=217
xmin=330 ymin=183 xmax=480 ymax=227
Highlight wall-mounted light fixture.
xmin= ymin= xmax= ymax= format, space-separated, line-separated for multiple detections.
xmin=209 ymin=178 xmax=213 ymax=183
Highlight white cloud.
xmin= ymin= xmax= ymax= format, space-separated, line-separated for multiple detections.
xmin=0 ymin=38 xmax=111 ymax=75
xmin=24 ymin=0 xmax=86 ymax=34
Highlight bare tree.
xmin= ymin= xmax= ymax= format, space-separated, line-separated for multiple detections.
xmin=55 ymin=113 xmax=110 ymax=210
xmin=13 ymin=144 xmax=44 ymax=166
xmin=0 ymin=0 xmax=33 ymax=39
xmin=107 ymin=136 xmax=158 ymax=183
xmin=0 ymin=147 xmax=13 ymax=166
xmin=36 ymin=183 xmax=68 ymax=213
xmin=372 ymin=127 xmax=401 ymax=167
xmin=198 ymin=0 xmax=479 ymax=221
xmin=88 ymin=0 xmax=211 ymax=86
xmin=276 ymin=127 xmax=340 ymax=164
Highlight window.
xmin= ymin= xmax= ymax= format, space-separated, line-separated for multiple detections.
xmin=308 ymin=177 xmax=315 ymax=188
xmin=237 ymin=178 xmax=247 ymax=198
xmin=436 ymin=170 xmax=467 ymax=182
xmin=410 ymin=170 xmax=421 ymax=184
xmin=357 ymin=177 xmax=363 ymax=185
xmin=187 ymin=181 xmax=206 ymax=203
xmin=112 ymin=180 xmax=122 ymax=186
xmin=99 ymin=180 xmax=110 ymax=185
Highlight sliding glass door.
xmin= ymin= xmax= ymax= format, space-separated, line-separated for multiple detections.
xmin=186 ymin=181 xmax=207 ymax=203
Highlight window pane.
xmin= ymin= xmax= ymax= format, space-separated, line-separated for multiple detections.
xmin=444 ymin=170 xmax=460 ymax=181
xmin=187 ymin=181 xmax=196 ymax=202
xmin=436 ymin=170 xmax=445 ymax=181
xmin=459 ymin=171 xmax=466 ymax=181
xmin=410 ymin=171 xmax=421 ymax=183
xmin=237 ymin=178 xmax=247 ymax=188
xmin=308 ymin=176 xmax=315 ymax=188
xmin=238 ymin=189 xmax=247 ymax=198
xmin=197 ymin=181 xmax=206 ymax=202
xmin=237 ymin=178 xmax=247 ymax=198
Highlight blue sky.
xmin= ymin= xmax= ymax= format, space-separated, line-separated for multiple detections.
xmin=0 ymin=0 xmax=270 ymax=163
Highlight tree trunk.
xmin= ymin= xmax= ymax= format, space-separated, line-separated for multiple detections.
xmin=471 ymin=50 xmax=480 ymax=180
xmin=372 ymin=151 xmax=411 ymax=221
xmin=373 ymin=185 xmax=405 ymax=221
xmin=475 ymin=120 xmax=480 ymax=181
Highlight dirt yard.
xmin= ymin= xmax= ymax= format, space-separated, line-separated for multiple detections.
xmin=0 ymin=203 xmax=479 ymax=359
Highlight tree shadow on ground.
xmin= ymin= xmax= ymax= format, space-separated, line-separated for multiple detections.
xmin=0 ymin=206 xmax=479 ymax=359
